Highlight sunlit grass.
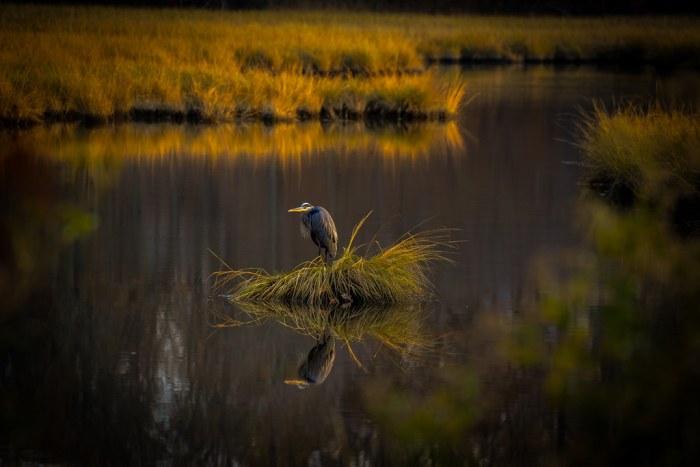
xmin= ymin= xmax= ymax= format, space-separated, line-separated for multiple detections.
xmin=2 ymin=5 xmax=698 ymax=125
xmin=213 ymin=214 xmax=455 ymax=307
xmin=0 ymin=5 xmax=461 ymax=124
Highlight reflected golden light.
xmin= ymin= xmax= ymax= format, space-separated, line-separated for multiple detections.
xmin=10 ymin=121 xmax=463 ymax=170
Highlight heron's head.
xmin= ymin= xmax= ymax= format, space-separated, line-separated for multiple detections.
xmin=288 ymin=202 xmax=314 ymax=213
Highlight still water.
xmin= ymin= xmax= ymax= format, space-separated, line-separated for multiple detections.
xmin=1 ymin=66 xmax=698 ymax=465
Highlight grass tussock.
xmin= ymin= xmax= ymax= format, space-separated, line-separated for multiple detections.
xmin=579 ymin=101 xmax=700 ymax=236
xmin=213 ymin=214 xmax=455 ymax=307
xmin=579 ymin=101 xmax=700 ymax=203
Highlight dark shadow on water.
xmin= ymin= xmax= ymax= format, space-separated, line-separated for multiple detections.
xmin=0 ymin=144 xmax=97 ymax=321
xmin=527 ymin=191 xmax=700 ymax=465
xmin=362 ymin=174 xmax=700 ymax=465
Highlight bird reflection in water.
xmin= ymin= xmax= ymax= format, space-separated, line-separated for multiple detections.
xmin=285 ymin=328 xmax=336 ymax=389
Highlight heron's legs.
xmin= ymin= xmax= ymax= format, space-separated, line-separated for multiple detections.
xmin=317 ymin=246 xmax=330 ymax=265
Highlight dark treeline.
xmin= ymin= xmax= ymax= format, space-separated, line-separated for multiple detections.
xmin=16 ymin=0 xmax=700 ymax=15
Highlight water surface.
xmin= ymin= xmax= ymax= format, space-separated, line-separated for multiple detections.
xmin=1 ymin=65 xmax=697 ymax=465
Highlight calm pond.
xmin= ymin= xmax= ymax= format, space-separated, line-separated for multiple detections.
xmin=1 ymin=65 xmax=699 ymax=465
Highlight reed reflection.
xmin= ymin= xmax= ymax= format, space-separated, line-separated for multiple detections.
xmin=9 ymin=120 xmax=463 ymax=165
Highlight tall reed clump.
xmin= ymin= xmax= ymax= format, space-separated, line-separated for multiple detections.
xmin=578 ymin=101 xmax=700 ymax=237
xmin=213 ymin=215 xmax=455 ymax=307
xmin=579 ymin=101 xmax=700 ymax=204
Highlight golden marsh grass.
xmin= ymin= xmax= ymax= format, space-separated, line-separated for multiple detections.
xmin=411 ymin=15 xmax=700 ymax=65
xmin=2 ymin=5 xmax=698 ymax=125
xmin=0 ymin=5 xmax=462 ymax=124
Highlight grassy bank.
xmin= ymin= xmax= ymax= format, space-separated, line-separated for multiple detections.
xmin=2 ymin=5 xmax=699 ymax=125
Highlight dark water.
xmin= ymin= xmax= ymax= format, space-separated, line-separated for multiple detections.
xmin=1 ymin=66 xmax=698 ymax=465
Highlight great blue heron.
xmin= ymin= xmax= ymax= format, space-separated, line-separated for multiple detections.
xmin=285 ymin=329 xmax=336 ymax=389
xmin=288 ymin=202 xmax=338 ymax=263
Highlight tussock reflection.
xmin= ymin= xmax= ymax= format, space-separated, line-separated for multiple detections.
xmin=214 ymin=300 xmax=433 ymax=385
xmin=13 ymin=120 xmax=463 ymax=164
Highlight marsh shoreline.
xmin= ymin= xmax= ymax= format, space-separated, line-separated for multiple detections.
xmin=2 ymin=105 xmax=449 ymax=129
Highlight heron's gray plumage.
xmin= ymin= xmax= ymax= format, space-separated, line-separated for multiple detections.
xmin=289 ymin=202 xmax=338 ymax=263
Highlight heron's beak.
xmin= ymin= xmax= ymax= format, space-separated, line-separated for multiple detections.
xmin=284 ymin=379 xmax=310 ymax=388
xmin=288 ymin=206 xmax=305 ymax=213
